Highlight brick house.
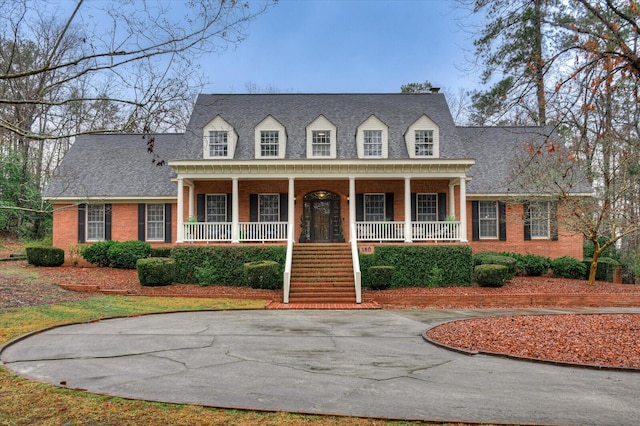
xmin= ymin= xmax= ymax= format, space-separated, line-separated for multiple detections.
xmin=44 ymin=93 xmax=589 ymax=303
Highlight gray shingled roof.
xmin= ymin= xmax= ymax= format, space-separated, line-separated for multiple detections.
xmin=458 ymin=126 xmax=591 ymax=194
xmin=44 ymin=133 xmax=189 ymax=199
xmin=182 ymin=93 xmax=469 ymax=159
xmin=45 ymin=94 xmax=590 ymax=200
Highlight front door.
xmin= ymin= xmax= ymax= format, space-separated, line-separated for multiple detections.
xmin=311 ymin=200 xmax=331 ymax=242
xmin=301 ymin=191 xmax=342 ymax=243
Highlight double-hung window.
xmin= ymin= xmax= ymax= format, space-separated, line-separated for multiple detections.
xmin=363 ymin=130 xmax=382 ymax=157
xmin=146 ymin=204 xmax=165 ymax=241
xmin=415 ymin=130 xmax=434 ymax=156
xmin=86 ymin=204 xmax=105 ymax=241
xmin=479 ymin=201 xmax=498 ymax=239
xmin=312 ymin=130 xmax=331 ymax=157
xmin=206 ymin=195 xmax=227 ymax=222
xmin=260 ymin=131 xmax=279 ymax=157
xmin=208 ymin=131 xmax=228 ymax=157
xmin=259 ymin=194 xmax=280 ymax=222
xmin=529 ymin=201 xmax=550 ymax=238
xmin=364 ymin=194 xmax=385 ymax=222
xmin=416 ymin=193 xmax=437 ymax=222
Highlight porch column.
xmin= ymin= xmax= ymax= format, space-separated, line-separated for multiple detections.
xmin=404 ymin=177 xmax=412 ymax=242
xmin=459 ymin=176 xmax=468 ymax=242
xmin=177 ymin=178 xmax=184 ymax=243
xmin=448 ymin=180 xmax=456 ymax=219
xmin=288 ymin=178 xmax=295 ymax=240
xmin=349 ymin=177 xmax=356 ymax=241
xmin=231 ymin=177 xmax=239 ymax=243
xmin=187 ymin=182 xmax=195 ymax=219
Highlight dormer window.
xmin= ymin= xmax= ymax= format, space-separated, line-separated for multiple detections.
xmin=312 ymin=131 xmax=331 ymax=156
xmin=260 ymin=130 xmax=280 ymax=157
xmin=306 ymin=115 xmax=337 ymax=158
xmin=203 ymin=115 xmax=237 ymax=159
xmin=356 ymin=115 xmax=388 ymax=158
xmin=208 ymin=131 xmax=228 ymax=157
xmin=415 ymin=130 xmax=434 ymax=156
xmin=255 ymin=115 xmax=286 ymax=159
xmin=405 ymin=114 xmax=439 ymax=158
xmin=363 ymin=130 xmax=383 ymax=157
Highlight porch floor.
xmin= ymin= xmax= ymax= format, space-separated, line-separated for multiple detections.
xmin=265 ymin=301 xmax=381 ymax=310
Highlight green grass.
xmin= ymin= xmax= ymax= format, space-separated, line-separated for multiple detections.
xmin=0 ymin=259 xmax=473 ymax=426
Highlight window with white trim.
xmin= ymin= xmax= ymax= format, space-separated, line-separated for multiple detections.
xmin=529 ymin=201 xmax=550 ymax=238
xmin=363 ymin=130 xmax=383 ymax=157
xmin=206 ymin=194 xmax=227 ymax=222
xmin=356 ymin=115 xmax=388 ymax=158
xmin=405 ymin=114 xmax=439 ymax=158
xmin=259 ymin=194 xmax=280 ymax=222
xmin=203 ymin=115 xmax=236 ymax=159
xmin=415 ymin=130 xmax=434 ymax=156
xmin=260 ymin=131 xmax=279 ymax=157
xmin=479 ymin=201 xmax=498 ymax=239
xmin=312 ymin=130 xmax=331 ymax=156
xmin=86 ymin=204 xmax=105 ymax=241
xmin=416 ymin=193 xmax=437 ymax=222
xmin=146 ymin=204 xmax=165 ymax=241
xmin=208 ymin=131 xmax=228 ymax=157
xmin=364 ymin=194 xmax=385 ymax=222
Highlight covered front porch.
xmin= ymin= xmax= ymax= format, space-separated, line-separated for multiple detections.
xmin=169 ymin=160 xmax=474 ymax=245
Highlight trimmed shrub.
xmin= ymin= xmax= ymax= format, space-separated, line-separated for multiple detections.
xmin=551 ymin=256 xmax=587 ymax=279
xmin=149 ymin=247 xmax=172 ymax=258
xmin=107 ymin=240 xmax=151 ymax=269
xmin=137 ymin=257 xmax=175 ymax=286
xmin=473 ymin=252 xmax=516 ymax=280
xmin=360 ymin=245 xmax=473 ymax=288
xmin=501 ymin=252 xmax=551 ymax=276
xmin=244 ymin=260 xmax=282 ymax=290
xmin=25 ymin=246 xmax=64 ymax=267
xmin=81 ymin=240 xmax=116 ymax=267
xmin=171 ymin=246 xmax=286 ymax=285
xmin=366 ymin=266 xmax=394 ymax=290
xmin=474 ymin=264 xmax=509 ymax=287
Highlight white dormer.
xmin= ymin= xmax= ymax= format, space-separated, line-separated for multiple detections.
xmin=356 ymin=115 xmax=388 ymax=159
xmin=306 ymin=115 xmax=337 ymax=159
xmin=203 ymin=115 xmax=237 ymax=159
xmin=405 ymin=114 xmax=440 ymax=158
xmin=255 ymin=115 xmax=287 ymax=159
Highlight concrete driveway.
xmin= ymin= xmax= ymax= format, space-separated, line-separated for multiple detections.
xmin=2 ymin=308 xmax=639 ymax=425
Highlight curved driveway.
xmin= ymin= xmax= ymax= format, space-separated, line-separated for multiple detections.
xmin=2 ymin=308 xmax=640 ymax=425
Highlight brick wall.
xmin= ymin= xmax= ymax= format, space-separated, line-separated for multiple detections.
xmin=52 ymin=180 xmax=583 ymax=261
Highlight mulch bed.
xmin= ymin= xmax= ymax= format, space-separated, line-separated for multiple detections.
xmin=2 ymin=258 xmax=640 ymax=369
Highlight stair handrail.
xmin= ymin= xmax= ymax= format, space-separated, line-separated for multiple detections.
xmin=283 ymin=231 xmax=294 ymax=304
xmin=350 ymin=227 xmax=362 ymax=303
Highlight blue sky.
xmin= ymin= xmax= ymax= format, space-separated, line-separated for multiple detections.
xmin=203 ymin=0 xmax=481 ymax=94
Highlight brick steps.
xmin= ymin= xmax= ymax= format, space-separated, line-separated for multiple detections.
xmin=288 ymin=243 xmax=356 ymax=304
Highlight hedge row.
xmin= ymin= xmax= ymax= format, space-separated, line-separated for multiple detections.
xmin=26 ymin=246 xmax=65 ymax=267
xmin=170 ymin=245 xmax=286 ymax=285
xmin=360 ymin=245 xmax=473 ymax=289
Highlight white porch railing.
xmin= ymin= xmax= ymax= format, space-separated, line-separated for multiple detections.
xmin=355 ymin=221 xmax=405 ymax=241
xmin=283 ymin=233 xmax=294 ymax=304
xmin=182 ymin=222 xmax=288 ymax=242
xmin=239 ymin=222 xmax=288 ymax=241
xmin=350 ymin=227 xmax=362 ymax=304
xmin=354 ymin=221 xmax=461 ymax=242
xmin=412 ymin=221 xmax=460 ymax=241
xmin=183 ymin=222 xmax=232 ymax=242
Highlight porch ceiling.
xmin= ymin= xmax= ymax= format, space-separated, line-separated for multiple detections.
xmin=168 ymin=158 xmax=476 ymax=179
